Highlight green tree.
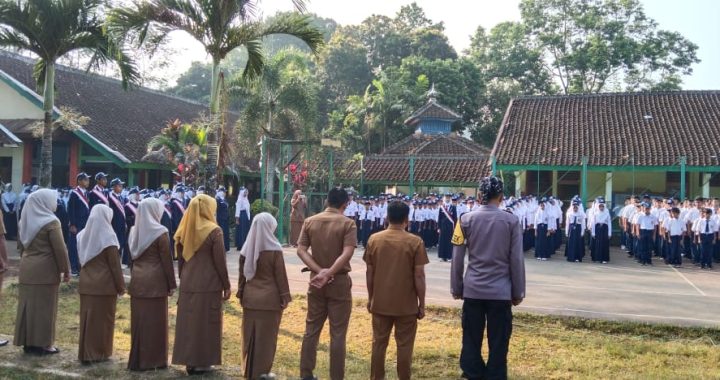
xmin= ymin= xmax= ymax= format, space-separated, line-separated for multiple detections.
xmin=519 ymin=0 xmax=700 ymax=93
xmin=145 ymin=118 xmax=209 ymax=186
xmin=0 ymin=0 xmax=139 ymax=187
xmin=108 ymin=0 xmax=323 ymax=188
xmin=467 ymin=22 xmax=554 ymax=145
xmin=232 ymin=49 xmax=319 ymax=201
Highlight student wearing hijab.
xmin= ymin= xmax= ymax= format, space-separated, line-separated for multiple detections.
xmin=172 ymin=194 xmax=231 ymax=375
xmin=565 ymin=201 xmax=586 ymax=263
xmin=13 ymin=189 xmax=70 ymax=355
xmin=591 ymin=201 xmax=612 ymax=264
xmin=76 ymin=205 xmax=125 ymax=363
xmin=2 ymin=183 xmax=18 ymax=240
xmin=290 ymin=190 xmax=307 ymax=247
xmin=235 ymin=187 xmax=251 ymax=251
xmin=216 ymin=187 xmax=230 ymax=252
xmin=127 ymin=198 xmax=177 ymax=371
xmin=237 ymin=212 xmax=291 ymax=379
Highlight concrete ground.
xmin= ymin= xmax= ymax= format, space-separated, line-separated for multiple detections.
xmin=5 ymin=240 xmax=720 ymax=328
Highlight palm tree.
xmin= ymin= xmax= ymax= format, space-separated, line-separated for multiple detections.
xmin=0 ymin=0 xmax=139 ymax=187
xmin=108 ymin=0 xmax=324 ymax=188
xmin=233 ymin=49 xmax=318 ymax=201
xmin=146 ymin=118 xmax=208 ymax=186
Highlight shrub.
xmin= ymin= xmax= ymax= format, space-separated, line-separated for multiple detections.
xmin=251 ymin=199 xmax=279 ymax=219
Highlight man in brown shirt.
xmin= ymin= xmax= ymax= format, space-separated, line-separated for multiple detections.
xmin=364 ymin=200 xmax=428 ymax=380
xmin=297 ymin=188 xmax=357 ymax=380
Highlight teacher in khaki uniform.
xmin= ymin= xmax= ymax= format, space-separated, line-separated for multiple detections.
xmin=14 ymin=189 xmax=70 ymax=355
xmin=364 ymin=200 xmax=428 ymax=380
xmin=297 ymin=188 xmax=357 ymax=380
xmin=451 ymin=176 xmax=525 ymax=380
xmin=172 ymin=194 xmax=231 ymax=375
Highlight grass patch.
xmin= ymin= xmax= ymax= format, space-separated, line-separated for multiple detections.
xmin=0 ymin=278 xmax=719 ymax=379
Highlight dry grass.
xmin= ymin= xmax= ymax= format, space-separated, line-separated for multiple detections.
xmin=0 ymin=278 xmax=719 ymax=379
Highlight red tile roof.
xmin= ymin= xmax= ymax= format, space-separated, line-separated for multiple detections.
xmin=492 ymin=91 xmax=720 ymax=167
xmin=404 ymin=99 xmax=461 ymax=127
xmin=338 ymin=134 xmax=490 ymax=185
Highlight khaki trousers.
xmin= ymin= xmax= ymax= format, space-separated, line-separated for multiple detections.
xmin=370 ymin=313 xmax=418 ymax=380
xmin=300 ymin=275 xmax=352 ymax=380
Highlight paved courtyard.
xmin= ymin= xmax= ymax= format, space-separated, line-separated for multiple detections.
xmin=5 ymin=241 xmax=720 ymax=328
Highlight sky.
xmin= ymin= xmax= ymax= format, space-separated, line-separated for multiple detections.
xmin=167 ymin=0 xmax=720 ymax=90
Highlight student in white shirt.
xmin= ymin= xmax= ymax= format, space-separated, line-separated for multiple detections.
xmin=664 ymin=207 xmax=686 ymax=267
xmin=565 ymin=201 xmax=586 ymax=263
xmin=591 ymin=201 xmax=612 ymax=263
xmin=634 ymin=203 xmax=658 ymax=266
xmin=534 ymin=199 xmax=556 ymax=260
xmin=694 ymin=208 xmax=716 ymax=269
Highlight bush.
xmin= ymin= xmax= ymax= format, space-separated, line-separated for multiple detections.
xmin=251 ymin=199 xmax=279 ymax=219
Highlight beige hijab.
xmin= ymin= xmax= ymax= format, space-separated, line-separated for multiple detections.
xmin=18 ymin=189 xmax=58 ymax=247
xmin=128 ymin=198 xmax=168 ymax=260
xmin=77 ymin=205 xmax=119 ymax=267
xmin=239 ymin=212 xmax=283 ymax=281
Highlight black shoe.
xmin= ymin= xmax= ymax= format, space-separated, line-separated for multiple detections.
xmin=0 ymin=340 xmax=8 ymax=347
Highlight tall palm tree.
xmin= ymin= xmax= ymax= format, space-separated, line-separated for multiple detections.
xmin=0 ymin=0 xmax=139 ymax=187
xmin=233 ymin=48 xmax=318 ymax=201
xmin=108 ymin=0 xmax=324 ymax=188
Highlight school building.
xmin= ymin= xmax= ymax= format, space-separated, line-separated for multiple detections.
xmin=339 ymin=87 xmax=489 ymax=196
xmin=0 ymin=51 xmax=255 ymax=192
xmin=490 ymin=91 xmax=720 ymax=207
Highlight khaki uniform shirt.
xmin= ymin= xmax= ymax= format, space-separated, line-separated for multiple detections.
xmin=18 ymin=220 xmax=69 ymax=285
xmin=238 ymin=251 xmax=291 ymax=311
xmin=297 ymin=207 xmax=357 ymax=274
xmin=177 ymin=228 xmax=231 ymax=293
xmin=128 ymin=235 xmax=177 ymax=298
xmin=364 ymin=226 xmax=429 ymax=316
xmin=79 ymin=246 xmax=125 ymax=296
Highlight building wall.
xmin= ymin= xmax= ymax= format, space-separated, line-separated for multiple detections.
xmin=0 ymin=80 xmax=44 ymax=119
xmin=0 ymin=146 xmax=23 ymax=191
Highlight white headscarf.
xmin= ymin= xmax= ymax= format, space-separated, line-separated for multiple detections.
xmin=235 ymin=188 xmax=250 ymax=216
xmin=128 ymin=198 xmax=168 ymax=260
xmin=77 ymin=205 xmax=119 ymax=267
xmin=240 ymin=212 xmax=282 ymax=281
xmin=18 ymin=189 xmax=59 ymax=247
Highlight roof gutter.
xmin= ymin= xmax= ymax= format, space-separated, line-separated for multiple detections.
xmin=0 ymin=122 xmax=22 ymax=146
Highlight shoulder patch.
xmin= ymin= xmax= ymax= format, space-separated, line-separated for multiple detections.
xmin=451 ymin=219 xmax=465 ymax=246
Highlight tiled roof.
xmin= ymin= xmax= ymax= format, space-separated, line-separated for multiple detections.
xmin=492 ymin=91 xmax=720 ymax=167
xmin=338 ymin=134 xmax=490 ymax=185
xmin=384 ymin=133 xmax=490 ymax=155
xmin=404 ymin=98 xmax=461 ymax=127
xmin=0 ymin=122 xmax=21 ymax=146
xmin=0 ymin=52 xmax=232 ymax=164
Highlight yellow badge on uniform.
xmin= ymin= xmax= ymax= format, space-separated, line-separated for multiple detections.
xmin=451 ymin=220 xmax=465 ymax=246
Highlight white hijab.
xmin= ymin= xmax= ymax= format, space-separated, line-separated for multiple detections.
xmin=235 ymin=189 xmax=250 ymax=220
xmin=18 ymin=189 xmax=59 ymax=247
xmin=240 ymin=212 xmax=283 ymax=281
xmin=77 ymin=205 xmax=119 ymax=267
xmin=128 ymin=198 xmax=168 ymax=260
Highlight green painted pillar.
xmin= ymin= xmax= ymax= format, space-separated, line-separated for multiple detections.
xmin=328 ymin=149 xmax=334 ymax=190
xmin=409 ymin=156 xmax=416 ymax=196
xmin=260 ymin=136 xmax=266 ymax=200
xmin=277 ymin=144 xmax=287 ymax=243
xmin=680 ymin=156 xmax=686 ymax=200
xmin=360 ymin=156 xmax=364 ymax=195
xmin=128 ymin=169 xmax=135 ymax=187
xmin=581 ymin=157 xmax=588 ymax=205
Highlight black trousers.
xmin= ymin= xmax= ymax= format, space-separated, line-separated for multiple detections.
xmin=460 ymin=299 xmax=513 ymax=380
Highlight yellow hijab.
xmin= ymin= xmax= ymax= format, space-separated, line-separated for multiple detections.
xmin=174 ymin=194 xmax=218 ymax=262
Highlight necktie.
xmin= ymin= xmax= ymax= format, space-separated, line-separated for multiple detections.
xmin=706 ymin=221 xmax=710 ymax=233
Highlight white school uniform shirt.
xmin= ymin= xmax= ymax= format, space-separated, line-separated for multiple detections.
xmin=457 ymin=203 xmax=467 ymax=216
xmin=534 ymin=209 xmax=556 ymax=230
xmin=591 ymin=210 xmax=612 ymax=237
xmin=637 ymin=213 xmax=658 ymax=230
xmin=683 ymin=208 xmax=701 ymax=225
xmin=693 ymin=218 xmax=718 ymax=234
xmin=619 ymin=204 xmax=634 ymax=220
xmin=565 ymin=211 xmax=585 ymax=236
xmin=664 ymin=217 xmax=686 ymax=236
xmin=344 ymin=201 xmax=358 ymax=217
